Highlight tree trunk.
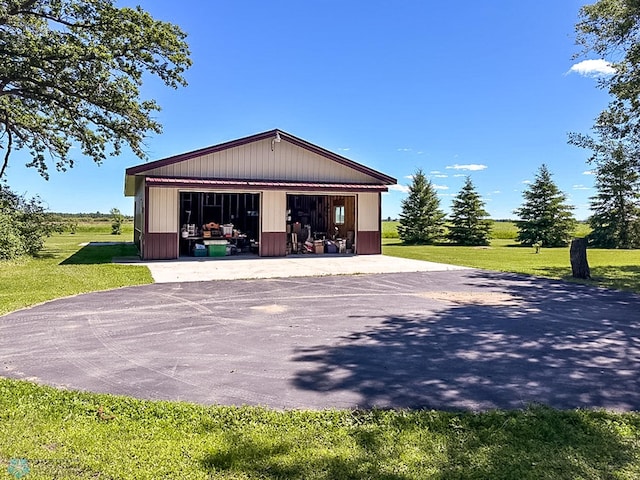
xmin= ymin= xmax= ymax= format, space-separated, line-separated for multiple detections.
xmin=570 ymin=238 xmax=591 ymax=279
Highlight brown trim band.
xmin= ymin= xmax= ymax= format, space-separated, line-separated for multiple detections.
xmin=260 ymin=232 xmax=287 ymax=257
xmin=145 ymin=176 xmax=389 ymax=193
xmin=356 ymin=231 xmax=381 ymax=255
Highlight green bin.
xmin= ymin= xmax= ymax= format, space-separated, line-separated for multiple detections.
xmin=207 ymin=244 xmax=227 ymax=257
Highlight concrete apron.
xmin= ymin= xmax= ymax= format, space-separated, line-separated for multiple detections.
xmin=116 ymin=254 xmax=470 ymax=283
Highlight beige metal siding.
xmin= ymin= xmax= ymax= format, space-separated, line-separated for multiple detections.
xmin=357 ymin=193 xmax=380 ymax=231
xmin=144 ymin=138 xmax=378 ymax=184
xmin=261 ymin=191 xmax=286 ymax=232
xmin=148 ymin=187 xmax=178 ymax=233
xmin=134 ymin=177 xmax=145 ymax=234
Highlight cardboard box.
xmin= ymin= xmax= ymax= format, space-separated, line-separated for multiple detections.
xmin=313 ymin=240 xmax=324 ymax=254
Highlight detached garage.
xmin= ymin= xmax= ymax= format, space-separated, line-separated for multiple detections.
xmin=124 ymin=129 xmax=396 ymax=260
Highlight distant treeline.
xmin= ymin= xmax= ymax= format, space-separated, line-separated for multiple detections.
xmin=50 ymin=212 xmax=133 ymax=222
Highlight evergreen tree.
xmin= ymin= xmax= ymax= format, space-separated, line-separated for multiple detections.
xmin=398 ymin=169 xmax=445 ymax=244
xmin=589 ymin=145 xmax=640 ymax=248
xmin=570 ymin=108 xmax=640 ymax=248
xmin=447 ymin=177 xmax=492 ymax=246
xmin=514 ymin=164 xmax=576 ymax=247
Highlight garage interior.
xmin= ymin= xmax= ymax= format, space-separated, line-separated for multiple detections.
xmin=286 ymin=194 xmax=356 ymax=254
xmin=179 ymin=192 xmax=260 ymax=256
xmin=178 ymin=192 xmax=356 ymax=257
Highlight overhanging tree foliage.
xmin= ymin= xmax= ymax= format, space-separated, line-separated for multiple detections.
xmin=576 ymin=0 xmax=640 ymax=121
xmin=398 ymin=169 xmax=445 ymax=244
xmin=0 ymin=0 xmax=191 ymax=179
xmin=514 ymin=164 xmax=576 ymax=247
xmin=447 ymin=176 xmax=492 ymax=246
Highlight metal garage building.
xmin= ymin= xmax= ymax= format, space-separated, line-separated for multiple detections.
xmin=124 ymin=129 xmax=396 ymax=260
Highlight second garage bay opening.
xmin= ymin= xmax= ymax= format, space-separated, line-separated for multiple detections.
xmin=286 ymin=194 xmax=356 ymax=254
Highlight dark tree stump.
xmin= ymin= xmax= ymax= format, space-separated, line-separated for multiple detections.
xmin=570 ymin=237 xmax=591 ymax=279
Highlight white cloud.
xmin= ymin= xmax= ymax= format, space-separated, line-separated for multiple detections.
xmin=522 ymin=180 xmax=532 ymax=185
xmin=493 ymin=190 xmax=501 ymax=194
xmin=446 ymin=163 xmax=488 ymax=171
xmin=433 ymin=184 xmax=449 ymax=190
xmin=568 ymin=59 xmax=615 ymax=77
xmin=453 ymin=174 xmax=466 ymax=178
xmin=583 ymin=170 xmax=595 ymax=175
xmin=573 ymin=184 xmax=591 ymax=190
xmin=430 ymin=170 xmax=442 ymax=174
xmin=404 ymin=174 xmax=414 ymax=180
xmin=388 ymin=184 xmax=410 ymax=193
xmin=337 ymin=147 xmax=351 ymax=152
xmin=437 ymin=193 xmax=456 ymax=197
xmin=397 ymin=148 xmax=412 ymax=152
xmin=432 ymin=174 xmax=448 ymax=178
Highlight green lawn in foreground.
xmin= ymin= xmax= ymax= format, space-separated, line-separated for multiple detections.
xmin=1 ymin=378 xmax=639 ymax=479
xmin=0 ymin=223 xmax=152 ymax=316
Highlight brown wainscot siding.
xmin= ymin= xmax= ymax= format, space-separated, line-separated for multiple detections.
xmin=143 ymin=233 xmax=179 ymax=260
xmin=356 ymin=231 xmax=381 ymax=255
xmin=260 ymin=232 xmax=287 ymax=257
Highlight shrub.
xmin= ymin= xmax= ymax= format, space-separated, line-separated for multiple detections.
xmin=0 ymin=184 xmax=62 ymax=260
xmin=110 ymin=208 xmax=124 ymax=235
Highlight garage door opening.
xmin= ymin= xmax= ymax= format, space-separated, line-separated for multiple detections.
xmin=179 ymin=192 xmax=260 ymax=257
xmin=286 ymin=194 xmax=355 ymax=254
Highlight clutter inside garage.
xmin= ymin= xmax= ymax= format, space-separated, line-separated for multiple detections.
xmin=179 ymin=192 xmax=357 ymax=257
xmin=286 ymin=194 xmax=355 ymax=255
xmin=179 ymin=192 xmax=260 ymax=257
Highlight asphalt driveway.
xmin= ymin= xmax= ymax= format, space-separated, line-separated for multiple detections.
xmin=2 ymin=269 xmax=640 ymax=411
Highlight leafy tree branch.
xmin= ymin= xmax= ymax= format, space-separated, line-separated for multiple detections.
xmin=0 ymin=0 xmax=192 ymax=180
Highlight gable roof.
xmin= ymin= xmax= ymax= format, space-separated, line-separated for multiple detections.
xmin=125 ymin=129 xmax=397 ymax=185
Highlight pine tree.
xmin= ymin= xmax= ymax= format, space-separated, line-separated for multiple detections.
xmin=589 ymin=145 xmax=640 ymax=248
xmin=447 ymin=177 xmax=492 ymax=246
xmin=514 ymin=164 xmax=576 ymax=247
xmin=398 ymin=169 xmax=445 ymax=244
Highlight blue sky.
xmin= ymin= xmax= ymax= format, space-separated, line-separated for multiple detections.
xmin=5 ymin=1 xmax=613 ymax=220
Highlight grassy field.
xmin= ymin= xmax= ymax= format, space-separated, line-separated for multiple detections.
xmin=382 ymin=220 xmax=592 ymax=240
xmin=1 ymin=379 xmax=640 ymax=479
xmin=382 ymin=221 xmax=640 ymax=292
xmin=0 ymin=223 xmax=152 ymax=316
xmin=383 ymin=238 xmax=640 ymax=292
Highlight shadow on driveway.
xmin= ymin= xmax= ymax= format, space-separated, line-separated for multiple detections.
xmin=292 ymin=270 xmax=640 ymax=410
xmin=1 ymin=269 xmax=639 ymax=411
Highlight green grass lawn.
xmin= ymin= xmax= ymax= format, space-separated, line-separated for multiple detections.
xmin=0 ymin=223 xmax=152 ymax=316
xmin=382 ymin=220 xmax=592 ymax=240
xmin=1 ymin=378 xmax=640 ymax=479
xmin=383 ymin=238 xmax=640 ymax=293
xmin=381 ymin=220 xmax=640 ymax=293
xmin=2 ymin=222 xmax=640 ymax=478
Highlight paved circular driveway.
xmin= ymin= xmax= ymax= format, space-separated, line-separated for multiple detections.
xmin=2 ymin=269 xmax=640 ymax=411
